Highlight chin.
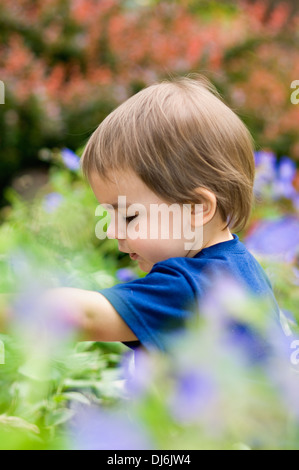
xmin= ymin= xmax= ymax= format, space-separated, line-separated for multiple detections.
xmin=138 ymin=259 xmax=153 ymax=273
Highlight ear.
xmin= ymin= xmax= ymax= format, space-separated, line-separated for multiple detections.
xmin=190 ymin=187 xmax=217 ymax=227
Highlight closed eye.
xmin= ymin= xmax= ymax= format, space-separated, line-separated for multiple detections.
xmin=125 ymin=211 xmax=139 ymax=223
xmin=125 ymin=215 xmax=137 ymax=223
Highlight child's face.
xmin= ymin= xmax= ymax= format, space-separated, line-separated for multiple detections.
xmin=89 ymin=169 xmax=202 ymax=273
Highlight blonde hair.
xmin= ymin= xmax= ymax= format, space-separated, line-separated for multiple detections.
xmin=81 ymin=75 xmax=255 ymax=232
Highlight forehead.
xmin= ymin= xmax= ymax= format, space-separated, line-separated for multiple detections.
xmin=89 ymin=169 xmax=162 ymax=207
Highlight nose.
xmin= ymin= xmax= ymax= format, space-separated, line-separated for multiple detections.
xmin=106 ymin=218 xmax=126 ymax=240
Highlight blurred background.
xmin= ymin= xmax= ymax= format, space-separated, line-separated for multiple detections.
xmin=1 ymin=0 xmax=299 ymax=450
xmin=0 ymin=0 xmax=299 ymax=205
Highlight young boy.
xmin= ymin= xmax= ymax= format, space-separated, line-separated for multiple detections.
xmin=2 ymin=76 xmax=281 ymax=353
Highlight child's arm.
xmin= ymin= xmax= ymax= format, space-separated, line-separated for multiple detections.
xmin=0 ymin=288 xmax=138 ymax=342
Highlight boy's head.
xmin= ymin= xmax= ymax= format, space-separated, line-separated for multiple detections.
xmin=81 ymin=75 xmax=255 ymax=272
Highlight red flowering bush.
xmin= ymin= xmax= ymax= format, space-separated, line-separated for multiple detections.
xmin=0 ymin=0 xmax=298 ymax=200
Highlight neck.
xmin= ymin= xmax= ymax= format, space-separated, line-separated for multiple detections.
xmin=202 ymin=226 xmax=234 ymax=249
xmin=187 ymin=212 xmax=234 ymax=258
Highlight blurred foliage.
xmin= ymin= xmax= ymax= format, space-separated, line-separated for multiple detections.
xmin=0 ymin=147 xmax=144 ymax=448
xmin=0 ymin=0 xmax=299 ymax=451
xmin=1 ymin=0 xmax=299 ymax=204
xmin=0 ymin=336 xmax=126 ymax=450
xmin=0 ymin=146 xmax=298 ymax=448
xmin=0 ymin=149 xmax=145 ymax=295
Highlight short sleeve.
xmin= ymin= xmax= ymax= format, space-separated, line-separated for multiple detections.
xmin=97 ymin=262 xmax=196 ymax=351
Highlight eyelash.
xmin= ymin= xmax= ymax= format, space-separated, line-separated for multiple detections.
xmin=125 ymin=215 xmax=137 ymax=223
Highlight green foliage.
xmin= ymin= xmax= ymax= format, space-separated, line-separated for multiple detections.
xmin=0 ymin=159 xmax=138 ymax=293
xmin=0 ymin=0 xmax=299 ymax=447
xmin=0 ymin=334 xmax=126 ymax=449
xmin=0 ymin=147 xmax=298 ymax=449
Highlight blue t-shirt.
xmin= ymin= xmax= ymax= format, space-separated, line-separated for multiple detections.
xmin=98 ymin=234 xmax=280 ymax=352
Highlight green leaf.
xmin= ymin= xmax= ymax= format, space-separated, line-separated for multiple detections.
xmin=54 ymin=392 xmax=91 ymax=405
xmin=44 ymin=408 xmax=75 ymax=427
xmin=0 ymin=414 xmax=40 ymax=434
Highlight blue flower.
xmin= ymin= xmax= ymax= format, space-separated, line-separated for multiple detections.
xmin=253 ymin=151 xmax=277 ymax=197
xmin=253 ymin=151 xmax=299 ymax=207
xmin=168 ymin=368 xmax=217 ymax=424
xmin=273 ymin=156 xmax=297 ymax=200
xmin=121 ymin=348 xmax=154 ymax=397
xmin=61 ymin=148 xmax=80 ymax=171
xmin=254 ymin=150 xmax=276 ymax=169
xmin=116 ymin=268 xmax=138 ymax=282
xmin=245 ymin=216 xmax=299 ymax=262
xmin=277 ymin=156 xmax=297 ymax=182
xmin=43 ymin=192 xmax=64 ymax=213
xmin=225 ymin=320 xmax=270 ymax=364
xmin=69 ymin=405 xmax=153 ymax=450
xmin=273 ymin=179 xmax=296 ymax=201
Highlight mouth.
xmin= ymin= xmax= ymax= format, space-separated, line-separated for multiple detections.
xmin=129 ymin=252 xmax=139 ymax=260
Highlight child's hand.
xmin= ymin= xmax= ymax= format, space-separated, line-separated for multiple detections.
xmin=0 ymin=289 xmax=80 ymax=336
xmin=35 ymin=287 xmax=138 ymax=343
xmin=35 ymin=287 xmax=83 ymax=328
xmin=0 ymin=287 xmax=137 ymax=343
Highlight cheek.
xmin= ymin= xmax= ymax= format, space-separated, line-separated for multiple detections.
xmin=145 ymin=239 xmax=183 ymax=261
xmin=146 ymin=211 xmax=183 ymax=241
xmin=131 ymin=238 xmax=165 ymax=263
xmin=127 ymin=210 xmax=186 ymax=258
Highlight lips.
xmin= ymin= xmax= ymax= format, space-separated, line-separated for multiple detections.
xmin=129 ymin=252 xmax=139 ymax=260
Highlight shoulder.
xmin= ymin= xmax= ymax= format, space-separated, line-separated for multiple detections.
xmin=150 ymin=253 xmax=211 ymax=275
xmin=148 ymin=255 xmax=222 ymax=300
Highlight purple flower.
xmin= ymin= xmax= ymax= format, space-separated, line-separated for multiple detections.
xmin=69 ymin=405 xmax=153 ymax=450
xmin=197 ymin=273 xmax=250 ymax=326
xmin=273 ymin=179 xmax=296 ymax=200
xmin=273 ymin=156 xmax=297 ymax=200
xmin=225 ymin=320 xmax=270 ymax=364
xmin=197 ymin=274 xmax=272 ymax=365
xmin=277 ymin=156 xmax=297 ymax=182
xmin=43 ymin=192 xmax=64 ymax=213
xmin=121 ymin=348 xmax=154 ymax=397
xmin=116 ymin=268 xmax=138 ymax=283
xmin=61 ymin=148 xmax=80 ymax=171
xmin=254 ymin=150 xmax=276 ymax=170
xmin=168 ymin=368 xmax=217 ymax=424
xmin=245 ymin=216 xmax=299 ymax=262
xmin=253 ymin=151 xmax=299 ymax=208
xmin=267 ymin=349 xmax=299 ymax=419
xmin=253 ymin=152 xmax=277 ymax=196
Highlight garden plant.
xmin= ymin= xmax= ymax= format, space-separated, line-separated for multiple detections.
xmin=0 ymin=0 xmax=299 ymax=451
